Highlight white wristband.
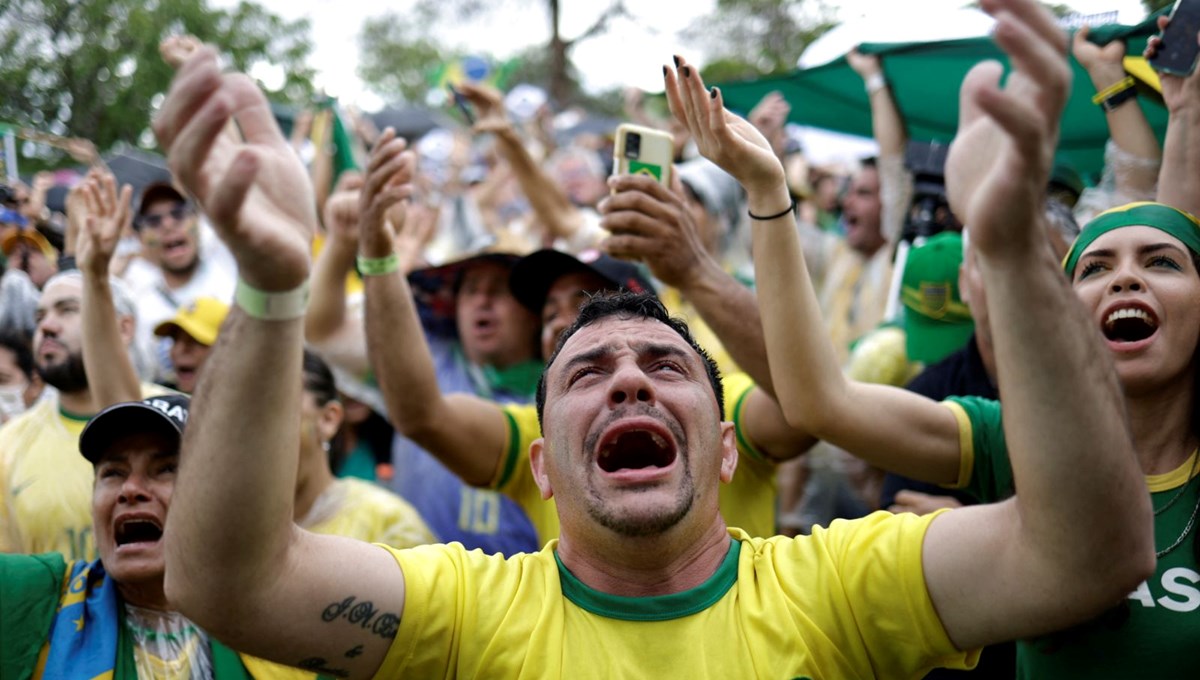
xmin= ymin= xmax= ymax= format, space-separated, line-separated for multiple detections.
xmin=865 ymin=73 xmax=887 ymax=95
xmin=235 ymin=277 xmax=310 ymax=321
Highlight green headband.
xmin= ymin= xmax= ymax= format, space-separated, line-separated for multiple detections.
xmin=1063 ymin=202 xmax=1200 ymax=276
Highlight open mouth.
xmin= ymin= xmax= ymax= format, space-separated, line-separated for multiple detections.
xmin=162 ymin=237 xmax=189 ymax=255
xmin=115 ymin=517 xmax=164 ymax=547
xmin=1103 ymin=306 xmax=1158 ymax=344
xmin=597 ymin=428 xmax=677 ymax=473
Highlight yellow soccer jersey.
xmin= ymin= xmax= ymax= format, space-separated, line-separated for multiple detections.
xmin=303 ymin=478 xmax=436 ymax=549
xmin=492 ymin=372 xmax=777 ymax=546
xmin=0 ymin=386 xmax=171 ymax=559
xmin=376 ymin=512 xmax=978 ymax=679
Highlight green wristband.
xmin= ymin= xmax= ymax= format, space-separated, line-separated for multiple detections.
xmin=357 ymin=253 xmax=401 ymax=277
xmin=234 ymin=277 xmax=310 ymax=321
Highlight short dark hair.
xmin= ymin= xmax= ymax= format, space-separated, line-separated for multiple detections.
xmin=0 ymin=329 xmax=34 ymax=380
xmin=302 ymin=348 xmax=339 ymax=407
xmin=535 ymin=291 xmax=724 ymax=429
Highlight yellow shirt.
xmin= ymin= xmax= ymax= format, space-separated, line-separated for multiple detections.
xmin=376 ymin=512 xmax=977 ymax=678
xmin=0 ymin=386 xmax=171 ymax=559
xmin=302 ymin=478 xmax=436 ymax=549
xmin=492 ymin=372 xmax=777 ymax=546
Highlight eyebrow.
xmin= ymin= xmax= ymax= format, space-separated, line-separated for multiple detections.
xmin=1083 ymin=243 xmax=1189 ymax=260
xmin=631 ymin=341 xmax=693 ymax=364
xmin=560 ymin=345 xmax=615 ymax=376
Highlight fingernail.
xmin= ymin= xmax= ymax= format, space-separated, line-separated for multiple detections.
xmin=663 ymin=65 xmax=669 ymax=77
xmin=673 ymin=55 xmax=681 ymax=68
xmin=682 ymin=66 xmax=691 ymax=78
xmin=710 ymin=87 xmax=718 ymax=99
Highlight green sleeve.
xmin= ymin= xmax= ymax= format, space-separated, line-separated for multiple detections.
xmin=945 ymin=396 xmax=1015 ymax=503
xmin=0 ymin=552 xmax=67 ymax=680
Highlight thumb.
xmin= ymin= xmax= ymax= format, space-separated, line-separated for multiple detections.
xmin=957 ymin=61 xmax=1004 ymax=131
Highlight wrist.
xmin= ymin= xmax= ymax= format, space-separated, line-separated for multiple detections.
xmin=1087 ymin=67 xmax=1128 ymax=92
xmin=358 ymin=234 xmax=395 ymax=260
xmin=745 ymin=184 xmax=793 ymax=218
xmin=235 ymin=277 xmax=310 ymax=321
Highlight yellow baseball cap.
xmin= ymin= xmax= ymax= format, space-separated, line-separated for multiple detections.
xmin=0 ymin=229 xmax=56 ymax=260
xmin=153 ymin=297 xmax=230 ymax=347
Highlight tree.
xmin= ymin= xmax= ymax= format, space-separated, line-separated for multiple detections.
xmin=683 ymin=0 xmax=837 ymax=79
xmin=0 ymin=0 xmax=314 ymax=169
xmin=358 ymin=8 xmax=451 ymax=104
xmin=357 ymin=0 xmax=626 ymax=108
xmin=1143 ymin=0 xmax=1172 ymax=12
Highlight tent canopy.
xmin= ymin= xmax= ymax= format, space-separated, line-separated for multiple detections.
xmin=715 ymin=12 xmax=1167 ymax=182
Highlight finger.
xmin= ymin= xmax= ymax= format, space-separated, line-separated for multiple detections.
xmin=168 ymin=90 xmax=235 ymax=198
xmin=366 ymin=135 xmax=406 ymax=177
xmin=674 ymin=57 xmax=704 ymax=139
xmin=957 ymin=61 xmax=1004 ymax=130
xmin=663 ymin=63 xmax=688 ymax=128
xmin=152 ymin=47 xmax=222 ymax=150
xmin=993 ymin=11 xmax=1070 ymax=113
xmin=605 ymin=173 xmax=679 ymax=206
xmin=225 ymin=73 xmax=285 ymax=149
xmin=207 ymin=148 xmax=259 ymax=233
xmin=117 ymin=185 xmax=133 ymax=235
xmin=600 ymin=211 xmax=671 ymax=242
xmin=601 ymin=233 xmax=656 ymax=261
xmin=975 ymin=86 xmax=1048 ymax=162
xmin=373 ymin=185 xmax=415 ymax=224
xmin=367 ymin=148 xmax=415 ymax=200
xmin=981 ymin=0 xmax=1067 ymax=55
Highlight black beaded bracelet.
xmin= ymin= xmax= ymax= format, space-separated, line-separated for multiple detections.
xmin=748 ymin=199 xmax=796 ymax=221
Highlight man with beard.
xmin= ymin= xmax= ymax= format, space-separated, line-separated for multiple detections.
xmin=0 ymin=271 xmax=163 ymax=559
xmin=123 ymin=181 xmax=237 ymax=382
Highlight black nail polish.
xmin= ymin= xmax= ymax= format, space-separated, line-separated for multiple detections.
xmin=673 ymin=55 xmax=681 ymax=68
xmin=663 ymin=65 xmax=669 ymax=77
xmin=682 ymin=66 xmax=691 ymax=78
xmin=710 ymin=87 xmax=718 ymax=99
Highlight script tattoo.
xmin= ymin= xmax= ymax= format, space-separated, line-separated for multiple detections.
xmin=298 ymin=658 xmax=350 ymax=678
xmin=345 ymin=645 xmax=364 ymax=658
xmin=321 ymin=595 xmax=402 ymax=640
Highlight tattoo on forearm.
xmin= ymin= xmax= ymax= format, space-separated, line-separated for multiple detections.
xmin=298 ymin=657 xmax=350 ymax=678
xmin=321 ymin=596 xmax=401 ymax=639
xmin=345 ymin=645 xmax=364 ymax=658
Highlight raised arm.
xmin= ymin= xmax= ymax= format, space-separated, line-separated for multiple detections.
xmin=305 ymin=179 xmax=362 ymax=344
xmin=158 ymin=47 xmax=404 ymax=680
xmin=664 ymin=59 xmax=963 ymax=485
xmin=1073 ymin=26 xmax=1161 ymax=198
xmin=848 ymin=49 xmax=912 ymax=249
xmin=930 ymin=0 xmax=1151 ymax=648
xmin=76 ymin=171 xmax=141 ymax=407
xmin=1151 ymin=15 xmax=1200 ymax=214
xmin=457 ymin=82 xmax=585 ymax=243
xmin=359 ymin=129 xmax=512 ymax=487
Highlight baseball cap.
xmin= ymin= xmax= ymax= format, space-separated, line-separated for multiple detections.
xmin=136 ymin=181 xmax=187 ymax=218
xmin=153 ymin=297 xmax=230 ymax=347
xmin=901 ymin=231 xmax=974 ymax=364
xmin=79 ymin=394 xmax=190 ymax=464
xmin=408 ymin=251 xmax=524 ymax=337
xmin=508 ymin=248 xmax=657 ymax=312
xmin=1 ymin=229 xmax=56 ymax=259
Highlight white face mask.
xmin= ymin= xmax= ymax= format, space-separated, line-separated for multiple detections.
xmin=0 ymin=382 xmax=28 ymax=425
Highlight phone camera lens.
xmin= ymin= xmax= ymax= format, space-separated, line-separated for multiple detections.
xmin=626 ymin=132 xmax=641 ymax=159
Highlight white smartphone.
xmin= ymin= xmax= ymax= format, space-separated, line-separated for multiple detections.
xmin=612 ymin=123 xmax=673 ymax=187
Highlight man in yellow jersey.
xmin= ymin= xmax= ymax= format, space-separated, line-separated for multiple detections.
xmin=0 ymin=270 xmax=149 ymax=559
xmin=158 ymin=10 xmax=1153 ymax=675
xmin=363 ymin=194 xmax=812 ymax=545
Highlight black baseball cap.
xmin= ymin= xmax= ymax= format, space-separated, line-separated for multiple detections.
xmin=79 ymin=394 xmax=190 ymax=464
xmin=508 ymin=248 xmax=657 ymax=312
xmin=136 ymin=181 xmax=187 ymax=218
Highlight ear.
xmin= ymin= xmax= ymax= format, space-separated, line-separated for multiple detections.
xmin=117 ymin=312 xmax=136 ymax=346
xmin=718 ymin=421 xmax=738 ymax=484
xmin=317 ymin=400 xmax=344 ymax=443
xmin=530 ymin=437 xmax=554 ymax=500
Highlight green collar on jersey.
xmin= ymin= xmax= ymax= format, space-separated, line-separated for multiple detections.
xmin=555 ymin=537 xmax=741 ymax=621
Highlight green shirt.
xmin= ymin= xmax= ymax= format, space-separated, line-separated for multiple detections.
xmin=945 ymin=396 xmax=1200 ymax=678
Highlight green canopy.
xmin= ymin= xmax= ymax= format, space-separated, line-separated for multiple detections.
xmin=716 ymin=11 xmax=1168 ymax=182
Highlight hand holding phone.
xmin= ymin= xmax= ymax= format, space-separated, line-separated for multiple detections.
xmin=447 ymin=85 xmax=476 ymax=126
xmin=1150 ymin=0 xmax=1200 ymax=77
xmin=612 ymin=124 xmax=673 ymax=188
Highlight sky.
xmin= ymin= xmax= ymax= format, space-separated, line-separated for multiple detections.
xmin=214 ymin=0 xmax=1151 ymax=112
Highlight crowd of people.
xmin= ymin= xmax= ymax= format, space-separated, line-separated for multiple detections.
xmin=1 ymin=0 xmax=1198 ymax=677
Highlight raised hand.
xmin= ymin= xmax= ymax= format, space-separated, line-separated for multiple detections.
xmin=1146 ymin=14 xmax=1200 ymax=113
xmin=664 ymin=56 xmax=786 ymax=197
xmin=323 ymin=172 xmax=364 ymax=245
xmin=456 ymin=82 xmax=509 ymax=134
xmin=599 ymin=173 xmax=710 ymax=288
xmin=748 ymin=91 xmax=792 ymax=160
xmin=75 ymin=170 xmax=132 ymax=278
xmin=846 ymin=49 xmax=882 ymax=80
xmin=944 ymin=0 xmax=1070 ymax=258
xmin=152 ymin=46 xmax=316 ymax=292
xmin=1072 ymin=25 xmax=1126 ymax=83
xmin=160 ymin=34 xmax=203 ymax=70
xmin=357 ymin=127 xmax=416 ymax=259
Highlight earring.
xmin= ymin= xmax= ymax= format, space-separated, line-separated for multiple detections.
xmin=321 ymin=440 xmax=331 ymax=452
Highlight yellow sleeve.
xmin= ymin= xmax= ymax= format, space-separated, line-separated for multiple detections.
xmin=800 ymin=511 xmax=980 ymax=675
xmin=490 ymin=404 xmax=560 ymax=547
xmin=940 ymin=401 xmax=975 ymax=489
xmin=0 ymin=430 xmax=15 ymax=553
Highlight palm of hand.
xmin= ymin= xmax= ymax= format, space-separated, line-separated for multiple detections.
xmin=699 ymin=113 xmax=783 ymax=189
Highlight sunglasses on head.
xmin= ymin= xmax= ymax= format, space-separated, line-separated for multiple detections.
xmin=137 ymin=203 xmax=193 ymax=229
